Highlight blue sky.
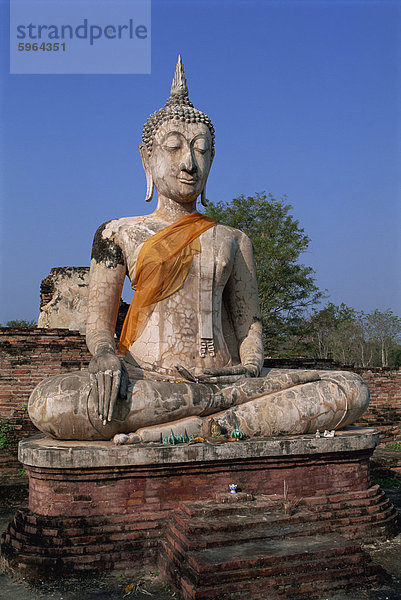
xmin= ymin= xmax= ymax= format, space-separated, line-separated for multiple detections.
xmin=1 ymin=0 xmax=400 ymax=323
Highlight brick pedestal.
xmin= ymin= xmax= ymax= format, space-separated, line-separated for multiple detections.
xmin=1 ymin=428 xmax=398 ymax=593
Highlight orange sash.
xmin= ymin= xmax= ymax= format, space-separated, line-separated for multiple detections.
xmin=118 ymin=212 xmax=216 ymax=354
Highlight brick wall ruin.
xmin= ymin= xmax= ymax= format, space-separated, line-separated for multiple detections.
xmin=38 ymin=267 xmax=90 ymax=334
xmin=37 ymin=267 xmax=129 ymax=337
xmin=353 ymin=368 xmax=401 ymax=440
xmin=0 ymin=328 xmax=91 ymax=418
xmin=0 ymin=328 xmax=92 ymax=484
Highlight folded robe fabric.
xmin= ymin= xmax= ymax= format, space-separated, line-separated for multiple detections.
xmin=118 ymin=212 xmax=216 ymax=354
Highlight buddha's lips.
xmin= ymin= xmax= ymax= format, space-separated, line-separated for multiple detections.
xmin=179 ymin=177 xmax=198 ymax=184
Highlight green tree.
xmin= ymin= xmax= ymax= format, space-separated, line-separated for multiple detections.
xmin=3 ymin=319 xmax=37 ymax=328
xmin=389 ymin=344 xmax=401 ymax=368
xmin=305 ymin=305 xmax=401 ymax=367
xmin=364 ymin=309 xmax=401 ymax=367
xmin=205 ymin=193 xmax=323 ymax=354
xmin=306 ymin=303 xmax=364 ymax=365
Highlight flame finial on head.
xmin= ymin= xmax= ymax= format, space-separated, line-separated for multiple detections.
xmin=142 ymin=55 xmax=214 ymax=157
xmin=165 ymin=55 xmax=193 ymax=108
xmin=170 ymin=55 xmax=188 ymax=97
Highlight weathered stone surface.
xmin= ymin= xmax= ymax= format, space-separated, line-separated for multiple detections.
xmin=37 ymin=267 xmax=129 ymax=338
xmin=19 ymin=427 xmax=379 ymax=469
xmin=38 ymin=267 xmax=90 ymax=333
xmin=29 ymin=57 xmax=370 ymax=442
xmin=28 ymin=367 xmax=370 ymax=441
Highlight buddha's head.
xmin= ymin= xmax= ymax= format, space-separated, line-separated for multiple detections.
xmin=140 ymin=56 xmax=215 ymax=205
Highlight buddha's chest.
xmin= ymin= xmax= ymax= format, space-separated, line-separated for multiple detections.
xmin=123 ymin=225 xmax=237 ymax=292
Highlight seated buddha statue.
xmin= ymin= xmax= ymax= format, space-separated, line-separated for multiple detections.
xmin=28 ymin=57 xmax=369 ymax=442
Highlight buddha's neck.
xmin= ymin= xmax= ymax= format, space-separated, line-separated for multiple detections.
xmin=153 ymin=194 xmax=198 ymax=222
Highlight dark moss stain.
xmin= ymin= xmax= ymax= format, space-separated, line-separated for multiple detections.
xmin=91 ymin=221 xmax=125 ymax=268
xmin=279 ymin=439 xmax=292 ymax=454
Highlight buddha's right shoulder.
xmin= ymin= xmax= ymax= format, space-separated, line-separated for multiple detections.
xmin=91 ymin=216 xmax=147 ymax=267
xmin=93 ymin=216 xmax=150 ymax=243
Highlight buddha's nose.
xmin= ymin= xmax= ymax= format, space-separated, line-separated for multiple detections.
xmin=180 ymin=149 xmax=197 ymax=174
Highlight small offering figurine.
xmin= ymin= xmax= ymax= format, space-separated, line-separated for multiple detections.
xmin=231 ymin=425 xmax=245 ymax=440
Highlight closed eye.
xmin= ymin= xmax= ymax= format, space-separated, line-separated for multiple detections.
xmin=193 ymin=138 xmax=210 ymax=154
xmin=163 ymin=134 xmax=183 ymax=151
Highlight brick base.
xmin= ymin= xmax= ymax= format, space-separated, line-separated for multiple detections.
xmin=0 ymin=429 xmax=398 ymax=590
xmin=160 ymin=490 xmax=392 ymax=599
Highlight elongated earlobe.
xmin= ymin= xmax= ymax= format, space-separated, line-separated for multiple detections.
xmin=201 ymin=188 xmax=208 ymax=207
xmin=139 ymin=143 xmax=154 ymax=203
xmin=145 ymin=175 xmax=154 ymax=203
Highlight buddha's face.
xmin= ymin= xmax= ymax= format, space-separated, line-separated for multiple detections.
xmin=148 ymin=121 xmax=213 ymax=203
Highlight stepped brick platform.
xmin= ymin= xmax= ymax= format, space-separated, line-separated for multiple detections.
xmin=159 ymin=490 xmax=393 ymax=599
xmin=0 ymin=427 xmax=398 ymax=595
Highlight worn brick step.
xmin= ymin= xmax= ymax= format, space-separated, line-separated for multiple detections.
xmin=7 ymin=529 xmax=160 ymax=555
xmin=216 ymin=572 xmax=381 ymax=600
xmin=179 ymin=486 xmax=384 ymax=519
xmin=166 ymin=520 xmax=332 ymax=552
xmin=8 ymin=555 xmax=158 ymax=580
xmin=171 ymin=507 xmax=391 ymax=541
xmin=174 ymin=507 xmax=389 ymax=540
xmin=163 ymin=533 xmax=361 ymax=575
xmin=166 ymin=501 xmax=397 ymax=556
xmin=322 ymin=497 xmax=391 ymax=517
xmin=5 ymin=519 xmax=160 ymax=554
xmin=189 ymin=557 xmax=371 ymax=592
xmin=178 ymin=488 xmax=387 ymax=521
xmin=306 ymin=488 xmax=387 ymax=509
xmin=8 ymin=544 xmax=157 ymax=572
xmin=306 ymin=495 xmax=390 ymax=516
xmin=22 ymin=507 xmax=166 ymax=527
xmin=159 ymin=547 xmax=370 ymax=600
xmin=161 ymin=538 xmax=371 ymax=591
xmin=177 ymin=494 xmax=391 ymax=529
xmin=176 ymin=560 xmax=373 ymax=600
xmin=306 ymin=485 xmax=382 ymax=503
xmin=332 ymin=503 xmax=396 ymax=526
xmin=11 ymin=508 xmax=164 ymax=537
xmin=194 ymin=492 xmax=389 ymax=521
xmin=6 ymin=532 xmax=159 ymax=556
xmin=171 ymin=498 xmax=392 ymax=539
xmin=332 ymin=512 xmax=399 ymax=540
xmin=180 ymin=497 xmax=283 ymax=518
xmin=172 ymin=509 xmax=323 ymax=535
xmin=197 ymin=554 xmax=370 ymax=588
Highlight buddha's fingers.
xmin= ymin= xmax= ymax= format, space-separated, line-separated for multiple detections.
xmin=175 ymin=364 xmax=198 ymax=382
xmin=120 ymin=363 xmax=129 ymax=399
xmin=97 ymin=372 xmax=105 ymax=421
xmin=203 ymin=366 xmax=248 ymax=376
xmin=102 ymin=370 xmax=113 ymax=425
xmin=197 ymin=374 xmax=248 ymax=384
xmin=90 ymin=373 xmax=99 ymax=415
xmin=108 ymin=370 xmax=121 ymax=422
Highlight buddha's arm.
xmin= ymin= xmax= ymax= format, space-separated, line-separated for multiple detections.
xmin=199 ymin=233 xmax=264 ymax=383
xmin=86 ymin=222 xmax=127 ymax=423
xmin=224 ymin=233 xmax=264 ymax=375
xmin=86 ymin=260 xmax=125 ymax=355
